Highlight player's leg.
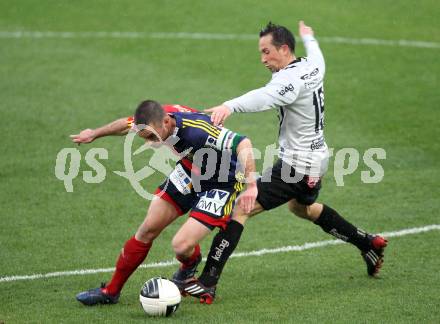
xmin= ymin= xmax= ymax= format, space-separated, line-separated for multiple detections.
xmin=76 ymin=197 xmax=180 ymax=305
xmin=289 ymin=199 xmax=372 ymax=248
xmin=172 ymin=217 xmax=224 ymax=304
xmin=197 ymin=200 xmax=263 ymax=289
xmin=172 ymin=183 xmax=250 ymax=303
xmin=198 ymin=160 xmax=290 ymax=289
xmin=288 ymin=199 xmax=388 ymax=276
xmin=171 ymin=217 xmax=211 ymax=283
xmin=105 ymin=197 xmax=180 ymax=293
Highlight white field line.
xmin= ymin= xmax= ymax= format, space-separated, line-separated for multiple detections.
xmin=0 ymin=31 xmax=439 ymax=49
xmin=1 ymin=224 xmax=439 ymax=284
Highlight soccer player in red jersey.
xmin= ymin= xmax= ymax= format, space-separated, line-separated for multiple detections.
xmin=71 ymin=100 xmax=257 ymax=305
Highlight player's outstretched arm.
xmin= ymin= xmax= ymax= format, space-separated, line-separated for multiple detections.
xmin=298 ymin=20 xmax=325 ymax=72
xmin=235 ymin=138 xmax=258 ymax=214
xmin=70 ymin=117 xmax=130 ymax=144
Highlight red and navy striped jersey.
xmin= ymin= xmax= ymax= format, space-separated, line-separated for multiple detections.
xmin=171 ymin=112 xmax=246 ymax=187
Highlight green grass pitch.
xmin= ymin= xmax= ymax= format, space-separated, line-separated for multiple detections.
xmin=1 ymin=0 xmax=439 ymax=322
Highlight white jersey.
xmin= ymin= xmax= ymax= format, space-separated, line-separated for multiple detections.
xmin=223 ymin=35 xmax=329 ymax=176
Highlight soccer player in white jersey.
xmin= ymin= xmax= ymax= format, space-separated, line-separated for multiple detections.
xmin=176 ymin=21 xmax=388 ymax=303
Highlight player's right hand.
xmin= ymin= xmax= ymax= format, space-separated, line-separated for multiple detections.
xmin=205 ymin=105 xmax=232 ymax=126
xmin=238 ymin=183 xmax=258 ymax=214
xmin=299 ymin=20 xmax=314 ymax=38
xmin=70 ymin=128 xmax=96 ymax=144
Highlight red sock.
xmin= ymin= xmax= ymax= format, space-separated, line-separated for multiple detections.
xmin=104 ymin=236 xmax=152 ymax=296
xmin=176 ymin=244 xmax=201 ymax=269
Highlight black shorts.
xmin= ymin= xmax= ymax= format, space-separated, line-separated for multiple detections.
xmin=256 ymin=159 xmax=322 ymax=210
xmin=154 ymin=164 xmax=244 ymax=230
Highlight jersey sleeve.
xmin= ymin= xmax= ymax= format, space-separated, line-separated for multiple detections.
xmin=181 ymin=118 xmax=245 ymax=154
xmin=223 ymin=74 xmax=301 ymax=113
xmin=126 ymin=116 xmax=134 ymax=129
xmin=302 ymin=35 xmax=325 ymax=75
xmin=163 ymin=104 xmax=199 ymax=113
xmin=211 ymin=128 xmax=246 ymax=153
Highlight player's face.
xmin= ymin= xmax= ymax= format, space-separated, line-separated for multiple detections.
xmin=138 ymin=122 xmax=167 ymax=146
xmin=259 ymin=34 xmax=285 ymax=72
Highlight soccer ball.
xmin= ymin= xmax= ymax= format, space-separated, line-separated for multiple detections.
xmin=139 ymin=277 xmax=181 ymax=317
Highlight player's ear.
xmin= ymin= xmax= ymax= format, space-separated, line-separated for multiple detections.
xmin=163 ymin=115 xmax=171 ymax=128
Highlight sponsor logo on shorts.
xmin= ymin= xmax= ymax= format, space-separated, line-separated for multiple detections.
xmin=196 ymin=189 xmax=230 ymax=216
xmin=169 ymin=164 xmax=192 ymax=194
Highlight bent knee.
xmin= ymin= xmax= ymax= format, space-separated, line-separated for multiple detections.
xmin=171 ymin=236 xmax=194 ymax=256
xmin=288 ymin=200 xmax=311 ymax=220
xmin=135 ymin=226 xmax=161 ymax=243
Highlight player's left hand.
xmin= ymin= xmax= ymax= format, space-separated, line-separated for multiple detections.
xmin=299 ymin=20 xmax=314 ymax=38
xmin=70 ymin=128 xmax=96 ymax=144
xmin=204 ymin=105 xmax=232 ymax=126
xmin=238 ymin=183 xmax=258 ymax=214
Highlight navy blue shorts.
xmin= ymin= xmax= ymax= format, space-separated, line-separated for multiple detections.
xmin=154 ymin=164 xmax=244 ymax=230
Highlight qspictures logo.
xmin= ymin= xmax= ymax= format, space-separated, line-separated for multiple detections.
xmin=55 ymin=126 xmax=386 ymax=199
xmin=55 ymin=144 xmax=386 ymax=200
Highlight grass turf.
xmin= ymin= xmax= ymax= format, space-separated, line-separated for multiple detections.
xmin=1 ymin=0 xmax=439 ymax=322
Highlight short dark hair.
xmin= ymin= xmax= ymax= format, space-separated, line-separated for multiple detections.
xmin=134 ymin=100 xmax=165 ymax=126
xmin=259 ymin=22 xmax=295 ymax=53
